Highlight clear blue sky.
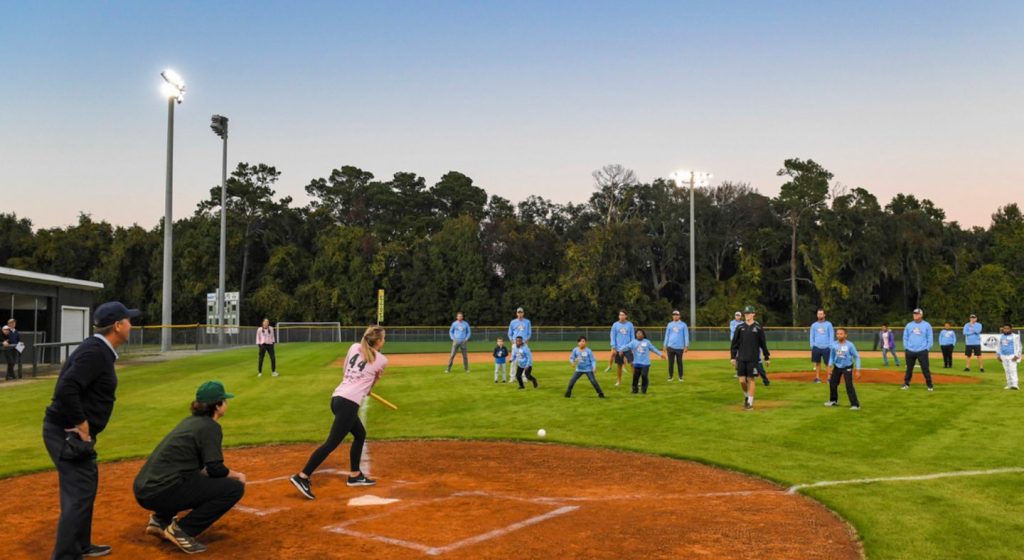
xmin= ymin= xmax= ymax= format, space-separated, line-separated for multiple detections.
xmin=2 ymin=0 xmax=1022 ymax=229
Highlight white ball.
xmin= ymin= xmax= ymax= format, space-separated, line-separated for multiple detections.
xmin=537 ymin=429 xmax=546 ymax=437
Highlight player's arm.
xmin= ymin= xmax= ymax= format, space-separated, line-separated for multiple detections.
xmin=759 ymin=327 xmax=771 ymax=364
xmin=852 ymin=343 xmax=862 ymax=377
xmin=683 ymin=324 xmax=689 ymax=351
xmin=729 ymin=326 xmax=740 ymax=363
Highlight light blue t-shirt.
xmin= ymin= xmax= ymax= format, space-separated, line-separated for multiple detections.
xmin=939 ymin=329 xmax=956 ymax=346
xmin=627 ymin=339 xmax=663 ymax=366
xmin=570 ymin=347 xmax=597 ymax=372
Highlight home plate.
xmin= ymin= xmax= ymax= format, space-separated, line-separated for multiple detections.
xmin=348 ymin=495 xmax=401 ymax=507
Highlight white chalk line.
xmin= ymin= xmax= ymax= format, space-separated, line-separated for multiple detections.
xmin=325 ymin=500 xmax=580 ymax=556
xmin=786 ymin=467 xmax=1024 ymax=494
xmin=235 ymin=504 xmax=290 ymax=516
xmin=247 ymin=468 xmax=348 ymax=486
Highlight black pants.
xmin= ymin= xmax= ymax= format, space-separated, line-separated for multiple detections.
xmin=632 ymin=365 xmax=651 ymax=393
xmin=940 ymin=345 xmax=954 ymax=368
xmin=258 ymin=344 xmax=276 ymax=373
xmin=303 ymin=397 xmax=365 ymax=476
xmin=756 ymin=360 xmax=770 ymax=385
xmin=43 ymin=421 xmax=98 ymax=560
xmin=829 ymin=367 xmax=860 ymax=407
xmin=516 ymin=366 xmax=537 ymax=388
xmin=136 ymin=474 xmax=244 ymax=538
xmin=666 ymin=347 xmax=684 ymax=379
xmin=904 ymin=351 xmax=934 ymax=387
xmin=5 ymin=348 xmax=18 ymax=379
xmin=566 ymin=370 xmax=603 ymax=397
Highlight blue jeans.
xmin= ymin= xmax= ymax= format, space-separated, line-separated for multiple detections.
xmin=882 ymin=347 xmax=900 ymax=366
xmin=566 ymin=370 xmax=603 ymax=397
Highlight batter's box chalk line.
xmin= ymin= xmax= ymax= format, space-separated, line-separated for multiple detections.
xmin=323 ymin=492 xmax=579 ymax=556
xmin=786 ymin=466 xmax=1024 ymax=494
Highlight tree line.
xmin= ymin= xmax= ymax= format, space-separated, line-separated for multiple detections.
xmin=3 ymin=158 xmax=1022 ymax=328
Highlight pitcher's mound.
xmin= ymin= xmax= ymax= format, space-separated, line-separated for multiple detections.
xmin=0 ymin=441 xmax=862 ymax=559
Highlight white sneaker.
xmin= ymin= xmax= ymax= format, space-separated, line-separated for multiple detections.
xmin=614 ymin=381 xmax=620 ymax=387
xmin=604 ymin=366 xmax=611 ymax=373
xmin=927 ymin=387 xmax=934 ymax=392
xmin=1006 ymin=386 xmax=1012 ymax=390
xmin=824 ymin=401 xmax=837 ymax=407
xmin=272 ymin=371 xmax=279 ymax=377
xmin=900 ymin=385 xmax=909 ymax=390
xmin=850 ymin=406 xmax=861 ymax=411
xmin=258 ymin=372 xmax=262 ymax=377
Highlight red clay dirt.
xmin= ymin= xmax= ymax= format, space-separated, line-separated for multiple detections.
xmin=770 ymin=368 xmax=980 ymax=384
xmin=3 ymin=441 xmax=862 ymax=559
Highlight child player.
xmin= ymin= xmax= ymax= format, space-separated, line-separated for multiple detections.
xmin=939 ymin=322 xmax=957 ymax=368
xmin=513 ymin=336 xmax=538 ymax=390
xmin=824 ymin=327 xmax=861 ymax=410
xmin=627 ymin=329 xmax=662 ymax=395
xmin=566 ymin=337 xmax=604 ymax=398
xmin=493 ymin=338 xmax=509 ymax=383
xmin=997 ymin=323 xmax=1021 ymax=390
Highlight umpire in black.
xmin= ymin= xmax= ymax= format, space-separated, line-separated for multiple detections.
xmin=42 ymin=301 xmax=139 ymax=559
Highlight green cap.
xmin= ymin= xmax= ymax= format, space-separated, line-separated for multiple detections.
xmin=196 ymin=381 xmax=234 ymax=404
xmin=743 ymin=305 xmax=757 ymax=314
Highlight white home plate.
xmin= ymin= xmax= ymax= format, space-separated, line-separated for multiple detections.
xmin=348 ymin=495 xmax=401 ymax=507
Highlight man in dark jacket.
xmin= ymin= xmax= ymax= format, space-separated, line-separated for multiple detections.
xmin=730 ymin=305 xmax=771 ymax=410
xmin=4 ymin=318 xmax=21 ymax=379
xmin=42 ymin=301 xmax=139 ymax=559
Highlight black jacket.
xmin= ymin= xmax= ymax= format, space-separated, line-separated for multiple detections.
xmin=44 ymin=335 xmax=119 ymax=435
xmin=730 ymin=321 xmax=770 ymax=362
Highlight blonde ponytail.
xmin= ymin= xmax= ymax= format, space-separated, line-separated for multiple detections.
xmin=360 ymin=325 xmax=386 ymax=364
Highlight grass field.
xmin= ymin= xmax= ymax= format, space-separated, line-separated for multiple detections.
xmin=2 ymin=343 xmax=1021 ymax=559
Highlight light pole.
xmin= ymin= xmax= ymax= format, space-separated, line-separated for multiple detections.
xmin=671 ymin=169 xmax=713 ymax=330
xmin=210 ymin=115 xmax=229 ymax=347
xmin=160 ymin=69 xmax=185 ymax=352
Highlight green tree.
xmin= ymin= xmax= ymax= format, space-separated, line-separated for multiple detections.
xmin=774 ymin=158 xmax=833 ymax=325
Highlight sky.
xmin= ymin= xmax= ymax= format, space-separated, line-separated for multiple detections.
xmin=2 ymin=0 xmax=1022 ymax=229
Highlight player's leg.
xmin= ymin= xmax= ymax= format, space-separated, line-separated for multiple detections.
xmin=300 ymin=397 xmax=359 ymax=478
xmin=827 ymin=369 xmax=841 ymax=405
xmin=268 ymin=344 xmax=278 ymax=376
xmin=257 ymin=344 xmax=266 ymax=375
xmin=605 ymin=350 xmax=614 ymax=373
xmin=676 ymin=349 xmax=685 ymax=381
xmin=921 ymin=352 xmax=934 ymax=388
xmin=516 ymin=366 xmax=525 ymax=389
xmin=1009 ymin=359 xmax=1019 ymax=389
xmin=903 ymin=352 xmax=917 ymax=387
xmin=844 ymin=369 xmax=860 ymax=407
xmin=630 ymin=364 xmax=641 ymax=393
xmin=566 ymin=371 xmax=583 ymax=397
xmin=615 ymin=352 xmax=624 ymax=385
xmin=585 ymin=370 xmax=604 ymax=396
xmin=173 ymin=475 xmax=245 ymax=539
xmin=446 ymin=342 xmax=459 ymax=373
xmin=460 ymin=342 xmax=469 ymax=372
xmin=640 ymin=366 xmax=650 ymax=394
xmin=526 ymin=366 xmax=538 ymax=388
xmin=346 ymin=417 xmax=374 ymax=485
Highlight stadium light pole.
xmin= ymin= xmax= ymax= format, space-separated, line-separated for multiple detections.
xmin=160 ymin=69 xmax=186 ymax=352
xmin=671 ymin=170 xmax=713 ymax=330
xmin=210 ymin=115 xmax=229 ymax=347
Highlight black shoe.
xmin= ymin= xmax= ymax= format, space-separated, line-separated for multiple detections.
xmin=82 ymin=545 xmax=113 ymax=557
xmin=980 ymin=369 xmax=985 ymax=373
xmin=743 ymin=400 xmax=753 ymax=410
xmin=763 ymin=379 xmax=771 ymax=386
xmin=290 ymin=474 xmax=315 ymax=499
xmin=598 ymin=393 xmax=605 ymax=398
xmin=564 ymin=393 xmax=571 ymax=398
xmin=632 ymin=388 xmax=638 ymax=394
xmin=518 ymin=386 xmax=525 ymax=390
xmin=146 ymin=514 xmax=172 ymax=537
xmin=964 ymin=368 xmax=970 ymax=372
xmin=347 ymin=473 xmax=377 ymax=487
xmin=531 ymin=378 xmax=538 ymax=388
xmin=163 ymin=521 xmax=207 ymax=554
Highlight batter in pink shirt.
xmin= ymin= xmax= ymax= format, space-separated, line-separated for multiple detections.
xmin=290 ymin=327 xmax=387 ymax=498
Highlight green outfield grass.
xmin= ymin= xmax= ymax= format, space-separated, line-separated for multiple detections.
xmin=1 ymin=343 xmax=1020 ymax=559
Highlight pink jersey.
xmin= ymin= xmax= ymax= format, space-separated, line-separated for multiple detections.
xmin=333 ymin=343 xmax=388 ymax=404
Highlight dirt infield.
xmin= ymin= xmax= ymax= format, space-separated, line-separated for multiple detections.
xmin=771 ymin=369 xmax=980 ymax=385
xmin=2 ymin=441 xmax=862 ymax=559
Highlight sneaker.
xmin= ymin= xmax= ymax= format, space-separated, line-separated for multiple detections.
xmin=1013 ymin=387 xmax=1020 ymax=391
xmin=347 ymin=473 xmax=377 ymax=487
xmin=598 ymin=394 xmax=605 ymax=398
xmin=564 ymin=393 xmax=571 ymax=398
xmin=82 ymin=545 xmax=113 ymax=557
xmin=146 ymin=515 xmax=172 ymax=537
xmin=901 ymin=385 xmax=909 ymax=390
xmin=257 ymin=372 xmax=262 ymax=377
xmin=927 ymin=387 xmax=935 ymax=392
xmin=813 ymin=378 xmax=822 ymax=384
xmin=980 ymin=369 xmax=985 ymax=373
xmin=824 ymin=401 xmax=837 ymax=407
xmin=604 ymin=366 xmax=611 ymax=373
xmin=1005 ymin=386 xmax=1012 ymax=390
xmin=762 ymin=379 xmax=770 ymax=386
xmin=290 ymin=474 xmax=315 ymax=500
xmin=850 ymin=405 xmax=861 ymax=411
xmin=531 ymin=378 xmax=539 ymax=388
xmin=743 ymin=401 xmax=753 ymax=410
xmin=272 ymin=371 xmax=279 ymax=377
xmin=163 ymin=521 xmax=207 ymax=554
xmin=964 ymin=368 xmax=970 ymax=372
xmin=518 ymin=386 xmax=525 ymax=390
xmin=614 ymin=381 xmax=620 ymax=387
xmin=631 ymin=389 xmax=639 ymax=394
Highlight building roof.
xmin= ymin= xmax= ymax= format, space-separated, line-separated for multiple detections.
xmin=0 ymin=267 xmax=104 ymax=291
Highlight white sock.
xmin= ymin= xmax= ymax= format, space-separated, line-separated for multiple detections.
xmin=748 ymin=396 xmax=754 ymax=404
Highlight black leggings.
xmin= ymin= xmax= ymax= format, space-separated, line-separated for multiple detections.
xmin=666 ymin=347 xmax=684 ymax=379
xmin=258 ymin=344 xmax=277 ymax=373
xmin=302 ymin=397 xmax=365 ymax=476
xmin=516 ymin=366 xmax=537 ymax=388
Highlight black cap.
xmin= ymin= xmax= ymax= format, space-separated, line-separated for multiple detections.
xmin=93 ymin=301 xmax=141 ymax=328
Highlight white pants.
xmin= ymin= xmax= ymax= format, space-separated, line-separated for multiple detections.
xmin=494 ymin=362 xmax=508 ymax=381
xmin=1002 ymin=357 xmax=1019 ymax=388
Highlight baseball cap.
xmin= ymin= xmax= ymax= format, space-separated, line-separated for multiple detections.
xmin=516 ymin=307 xmax=524 ymax=313
xmin=969 ymin=314 xmax=977 ymax=318
xmin=913 ymin=308 xmax=924 ymax=314
xmin=672 ymin=310 xmax=681 ymax=315
xmin=734 ymin=311 xmax=742 ymax=317
xmin=94 ymin=301 xmax=142 ymax=328
xmin=196 ymin=381 xmax=234 ymax=404
xmin=743 ymin=305 xmax=757 ymax=314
